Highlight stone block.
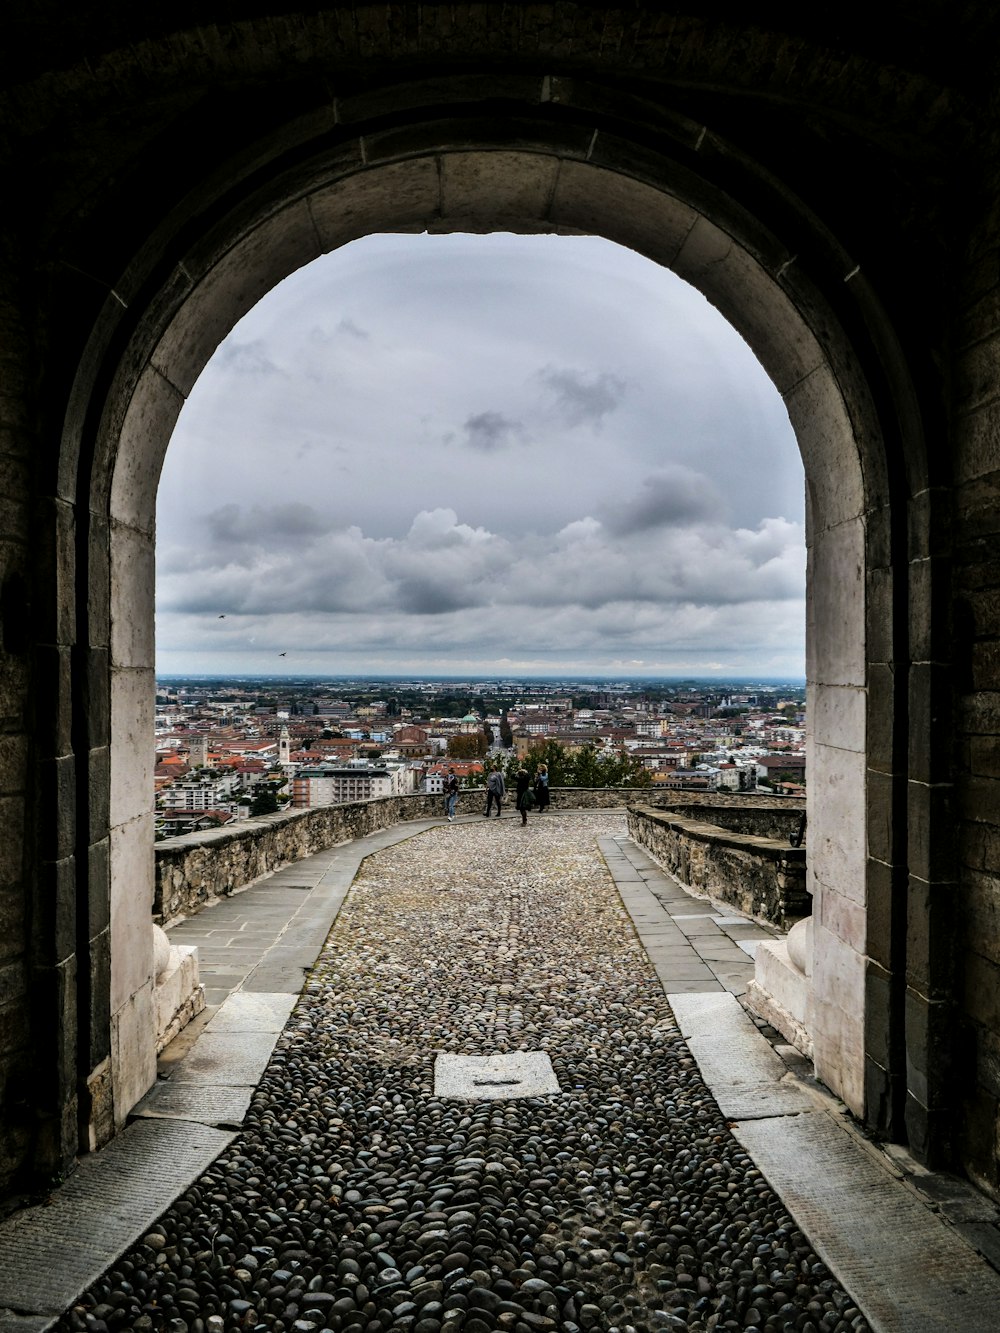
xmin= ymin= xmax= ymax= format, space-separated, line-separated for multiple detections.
xmin=110 ymin=812 xmax=155 ymax=1014
xmin=87 ymin=744 xmax=110 ymax=847
xmin=441 ymin=150 xmax=557 ymax=225
xmin=866 ymin=662 xmax=895 ymax=776
xmin=906 ymin=660 xmax=952 ymax=786
xmin=955 ymin=331 xmax=1000 ymax=419
xmin=85 ymin=511 xmax=111 ymax=648
xmin=0 ymin=733 xmax=27 ymax=798
xmin=32 ymin=643 xmax=73 ymax=758
xmin=112 ymin=981 xmax=157 ymax=1127
xmin=811 ymin=682 xmax=865 ymax=754
xmin=962 ymin=868 xmax=1000 ymax=968
xmin=109 ymin=668 xmax=154 ymax=829
xmin=0 ymin=794 xmax=24 ymax=891
xmin=865 ymin=565 xmax=895 ymax=667
xmin=805 ymin=515 xmax=866 ymax=686
xmin=108 ymin=366 xmax=184 ymax=537
xmin=310 ymin=158 xmax=439 ymax=252
xmin=811 ymin=921 xmax=866 ymax=1115
xmin=807 ymin=741 xmax=867 ymax=902
xmin=690 ymin=225 xmax=828 ymax=399
xmin=906 ymin=780 xmax=956 ymax=886
xmin=37 ymin=759 xmax=75 ymax=862
xmin=550 ymin=160 xmax=696 ymax=272
xmin=87 ymin=837 xmax=111 ymax=940
xmin=817 ymin=886 xmax=866 ymax=954
xmin=110 ymin=522 xmax=154 ymax=670
xmin=864 ymin=959 xmax=895 ymax=1068
xmin=745 ymin=939 xmax=813 ymax=1057
xmin=30 ymin=858 xmax=76 ymax=968
xmin=866 ymin=855 xmax=904 ymax=971
xmin=30 ymin=495 xmax=76 ymax=647
xmin=788 ymin=368 xmax=864 ymax=532
xmin=963 ymin=949 xmax=1000 ymax=1033
xmin=954 ymin=398 xmax=1000 ymax=485
xmin=154 ymin=945 xmax=204 ymax=1053
xmin=88 ymin=926 xmax=112 ymax=1069
xmin=906 ymin=876 xmax=957 ymax=997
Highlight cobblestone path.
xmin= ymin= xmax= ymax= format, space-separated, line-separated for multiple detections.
xmin=59 ymin=816 xmax=869 ymax=1333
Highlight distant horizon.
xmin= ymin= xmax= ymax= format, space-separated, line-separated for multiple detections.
xmin=156 ymin=671 xmax=806 ymax=686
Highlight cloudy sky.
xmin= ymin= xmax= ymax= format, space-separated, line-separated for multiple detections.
xmin=156 ymin=232 xmax=805 ymax=679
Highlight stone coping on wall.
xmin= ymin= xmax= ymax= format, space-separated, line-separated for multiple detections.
xmin=154 ymin=788 xmax=652 ymax=925
xmin=627 ymin=803 xmax=809 ymax=929
xmin=154 ymin=788 xmax=809 ymax=926
xmin=631 ymin=804 xmax=807 ymax=857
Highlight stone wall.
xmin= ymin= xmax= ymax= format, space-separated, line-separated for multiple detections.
xmin=627 ymin=804 xmax=810 ymax=929
xmin=153 ymin=788 xmax=648 ymax=924
xmin=657 ymin=803 xmax=805 ymax=842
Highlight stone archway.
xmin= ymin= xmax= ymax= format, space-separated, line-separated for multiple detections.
xmin=88 ymin=132 xmax=893 ymax=1146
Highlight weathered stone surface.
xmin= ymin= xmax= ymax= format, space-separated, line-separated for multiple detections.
xmin=627 ymin=804 xmax=809 ymax=927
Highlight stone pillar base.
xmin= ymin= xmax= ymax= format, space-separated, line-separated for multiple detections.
xmin=746 ymin=938 xmax=813 ymax=1059
xmin=154 ymin=941 xmax=205 ymax=1054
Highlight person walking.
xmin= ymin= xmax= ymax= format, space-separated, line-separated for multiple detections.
xmin=533 ymin=763 xmax=550 ymax=813
xmin=515 ymin=765 xmax=532 ymax=826
xmin=444 ymin=769 xmax=459 ymax=822
xmin=485 ymin=766 xmax=505 ymax=817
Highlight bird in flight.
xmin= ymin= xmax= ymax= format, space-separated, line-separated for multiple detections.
xmin=218 ymin=614 xmax=225 ymax=619
xmin=279 ymin=652 xmax=287 ymax=657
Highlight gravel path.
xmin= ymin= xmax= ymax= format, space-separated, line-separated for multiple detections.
xmin=59 ymin=815 xmax=870 ymax=1333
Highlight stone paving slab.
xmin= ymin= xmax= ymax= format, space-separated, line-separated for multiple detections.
xmin=735 ymin=1111 xmax=1000 ymax=1332
xmin=204 ymin=991 xmax=296 ymax=1032
xmin=0 ymin=1120 xmax=233 ymax=1323
xmin=132 ymin=1083 xmax=254 ymax=1127
xmin=668 ymin=991 xmax=816 ymax=1119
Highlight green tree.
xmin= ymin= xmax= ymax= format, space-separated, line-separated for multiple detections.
xmin=499 ymin=711 xmax=513 ymax=748
xmin=448 ymin=733 xmax=488 ymax=759
xmin=249 ymin=787 xmax=280 ymax=816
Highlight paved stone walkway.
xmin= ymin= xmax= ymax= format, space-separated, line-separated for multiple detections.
xmin=2 ymin=812 xmax=1000 ymax=1333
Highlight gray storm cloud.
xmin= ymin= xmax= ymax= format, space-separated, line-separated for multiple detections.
xmin=461 ymin=411 xmax=526 ymax=452
xmin=599 ymin=465 xmax=724 ymax=535
xmin=539 ymin=367 xmax=627 ymax=428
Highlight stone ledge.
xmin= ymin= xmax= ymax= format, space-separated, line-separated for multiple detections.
xmin=627 ymin=804 xmax=809 ymax=928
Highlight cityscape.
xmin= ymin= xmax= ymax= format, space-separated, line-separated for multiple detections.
xmin=154 ymin=674 xmax=807 ymax=838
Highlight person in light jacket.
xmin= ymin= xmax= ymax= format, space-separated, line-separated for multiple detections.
xmin=533 ymin=763 xmax=550 ymax=813
xmin=484 ymin=766 xmax=505 ymax=817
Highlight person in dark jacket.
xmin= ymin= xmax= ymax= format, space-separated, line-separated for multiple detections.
xmin=515 ymin=766 xmax=532 ymax=825
xmin=444 ymin=769 xmax=459 ymax=821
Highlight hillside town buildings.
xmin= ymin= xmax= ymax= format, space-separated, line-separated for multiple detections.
xmin=153 ymin=678 xmax=806 ymax=835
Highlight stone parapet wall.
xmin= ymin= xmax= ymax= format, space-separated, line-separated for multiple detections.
xmin=627 ymin=804 xmax=809 ymax=929
xmin=155 ymin=794 xmax=437 ymax=923
xmin=657 ymin=802 xmax=804 ymax=842
xmin=153 ymin=788 xmax=650 ymax=923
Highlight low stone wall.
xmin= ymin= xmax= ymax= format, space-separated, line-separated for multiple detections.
xmin=155 ymin=794 xmax=438 ymax=923
xmin=627 ymin=803 xmax=809 ymax=928
xmin=155 ymin=787 xmax=803 ymax=926
xmin=657 ymin=803 xmax=804 ymax=842
xmin=154 ymin=787 xmax=651 ymax=924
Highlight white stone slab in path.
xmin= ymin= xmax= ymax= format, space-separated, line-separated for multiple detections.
xmin=735 ymin=1111 xmax=1000 ymax=1332
xmin=435 ymin=1052 xmax=560 ymax=1100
